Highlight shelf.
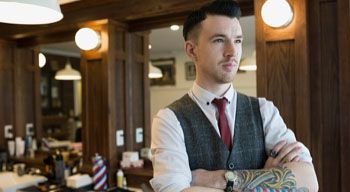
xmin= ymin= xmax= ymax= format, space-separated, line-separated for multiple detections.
xmin=42 ymin=115 xmax=67 ymax=126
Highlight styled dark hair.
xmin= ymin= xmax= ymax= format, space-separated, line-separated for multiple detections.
xmin=183 ymin=0 xmax=241 ymax=41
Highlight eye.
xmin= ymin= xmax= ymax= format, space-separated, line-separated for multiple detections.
xmin=234 ymin=39 xmax=242 ymax=44
xmin=213 ymin=38 xmax=224 ymax=43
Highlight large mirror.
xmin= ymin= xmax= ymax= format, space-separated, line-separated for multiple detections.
xmin=39 ymin=42 xmax=82 ymax=144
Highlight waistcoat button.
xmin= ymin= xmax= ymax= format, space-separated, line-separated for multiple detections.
xmin=228 ymin=162 xmax=235 ymax=170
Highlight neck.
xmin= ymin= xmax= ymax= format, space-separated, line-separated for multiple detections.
xmin=195 ymin=79 xmax=231 ymax=97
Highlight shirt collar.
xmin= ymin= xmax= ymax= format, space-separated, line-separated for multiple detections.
xmin=191 ymin=82 xmax=235 ymax=105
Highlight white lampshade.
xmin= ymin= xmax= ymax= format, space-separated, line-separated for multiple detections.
xmin=38 ymin=53 xmax=46 ymax=68
xmin=170 ymin=25 xmax=180 ymax=31
xmin=261 ymin=0 xmax=293 ymax=28
xmin=55 ymin=60 xmax=81 ymax=80
xmin=239 ymin=51 xmax=257 ymax=71
xmin=0 ymin=0 xmax=63 ymax=25
xmin=75 ymin=28 xmax=101 ymax=51
xmin=148 ymin=62 xmax=163 ymax=79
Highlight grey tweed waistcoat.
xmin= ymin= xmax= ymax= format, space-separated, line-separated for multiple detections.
xmin=168 ymin=93 xmax=267 ymax=171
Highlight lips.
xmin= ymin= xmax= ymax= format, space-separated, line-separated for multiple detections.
xmin=222 ymin=62 xmax=237 ymax=72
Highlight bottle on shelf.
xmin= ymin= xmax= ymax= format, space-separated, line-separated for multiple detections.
xmin=116 ymin=169 xmax=124 ymax=188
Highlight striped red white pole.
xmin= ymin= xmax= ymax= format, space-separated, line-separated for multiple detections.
xmin=92 ymin=153 xmax=107 ymax=190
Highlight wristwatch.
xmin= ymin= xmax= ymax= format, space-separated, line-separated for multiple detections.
xmin=224 ymin=171 xmax=238 ymax=192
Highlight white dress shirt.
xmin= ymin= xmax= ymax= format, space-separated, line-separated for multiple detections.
xmin=150 ymin=82 xmax=312 ymax=192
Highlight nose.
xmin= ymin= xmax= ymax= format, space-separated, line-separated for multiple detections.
xmin=223 ymin=40 xmax=235 ymax=58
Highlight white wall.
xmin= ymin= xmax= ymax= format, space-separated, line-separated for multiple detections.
xmin=150 ymin=50 xmax=257 ymax=120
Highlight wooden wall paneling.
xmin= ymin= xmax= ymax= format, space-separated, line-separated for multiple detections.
xmin=308 ymin=0 xmax=324 ymax=188
xmin=320 ymin=3 xmax=341 ymax=191
xmin=32 ymin=49 xmax=42 ymax=141
xmin=0 ymin=40 xmax=14 ymax=148
xmin=143 ymin=34 xmax=151 ymax=148
xmin=293 ymin=0 xmax=311 ymax=150
xmin=255 ymin=0 xmax=310 ymax=143
xmin=255 ymin=0 xmax=267 ymax=98
xmin=81 ymin=57 xmax=109 ymax=171
xmin=338 ymin=0 xmax=350 ymax=191
xmin=256 ymin=0 xmax=316 ymax=186
xmin=265 ymin=41 xmax=296 ymax=131
xmin=13 ymin=47 xmax=37 ymax=138
xmin=86 ymin=58 xmax=107 ymax=153
xmin=81 ymin=20 xmax=150 ymax=186
xmin=125 ymin=32 xmax=134 ymax=151
xmin=124 ymin=30 xmax=150 ymax=152
xmin=80 ymin=21 xmax=108 ymax=175
xmin=80 ymin=55 xmax=89 ymax=171
xmin=0 ymin=40 xmax=41 ymax=149
xmin=309 ymin=0 xmax=343 ymax=191
xmin=132 ymin=33 xmax=148 ymax=152
xmin=107 ymin=21 xmax=128 ymax=185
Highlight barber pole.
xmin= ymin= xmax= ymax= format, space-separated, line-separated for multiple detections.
xmin=92 ymin=153 xmax=107 ymax=190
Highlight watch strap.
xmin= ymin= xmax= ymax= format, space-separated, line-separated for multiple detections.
xmin=225 ymin=180 xmax=234 ymax=192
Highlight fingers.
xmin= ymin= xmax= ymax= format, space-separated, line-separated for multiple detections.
xmin=282 ymin=145 xmax=302 ymax=162
xmin=270 ymin=140 xmax=287 ymax=157
xmin=276 ymin=142 xmax=302 ymax=161
xmin=268 ymin=141 xmax=304 ymax=167
xmin=291 ymin=155 xmax=300 ymax=162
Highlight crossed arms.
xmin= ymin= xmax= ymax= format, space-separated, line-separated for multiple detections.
xmin=151 ymin=101 xmax=319 ymax=192
xmin=184 ymin=141 xmax=318 ymax=192
xmin=185 ymin=162 xmax=318 ymax=192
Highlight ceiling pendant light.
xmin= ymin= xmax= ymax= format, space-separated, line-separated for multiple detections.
xmin=55 ymin=60 xmax=81 ymax=80
xmin=261 ymin=0 xmax=293 ymax=28
xmin=0 ymin=0 xmax=63 ymax=25
xmin=170 ymin=25 xmax=180 ymax=31
xmin=148 ymin=62 xmax=163 ymax=79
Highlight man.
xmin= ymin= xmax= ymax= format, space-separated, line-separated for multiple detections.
xmin=150 ymin=1 xmax=318 ymax=192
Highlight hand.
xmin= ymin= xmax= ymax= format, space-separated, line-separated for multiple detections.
xmin=264 ymin=140 xmax=303 ymax=169
xmin=191 ymin=169 xmax=226 ymax=189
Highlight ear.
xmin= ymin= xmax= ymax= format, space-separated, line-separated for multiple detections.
xmin=184 ymin=40 xmax=197 ymax=61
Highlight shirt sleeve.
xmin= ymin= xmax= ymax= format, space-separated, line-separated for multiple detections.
xmin=258 ymin=98 xmax=313 ymax=163
xmin=150 ymin=108 xmax=192 ymax=192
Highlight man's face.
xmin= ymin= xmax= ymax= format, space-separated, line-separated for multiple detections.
xmin=189 ymin=15 xmax=243 ymax=85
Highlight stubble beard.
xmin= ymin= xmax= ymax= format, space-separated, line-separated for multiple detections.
xmin=215 ymin=66 xmax=238 ymax=84
xmin=215 ymin=72 xmax=235 ymax=84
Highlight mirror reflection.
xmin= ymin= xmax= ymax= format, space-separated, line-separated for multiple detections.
xmin=39 ymin=42 xmax=82 ymax=143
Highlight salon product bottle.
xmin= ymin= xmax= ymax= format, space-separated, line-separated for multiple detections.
xmin=117 ymin=169 xmax=124 ymax=187
xmin=54 ymin=150 xmax=65 ymax=183
xmin=123 ymin=177 xmax=127 ymax=188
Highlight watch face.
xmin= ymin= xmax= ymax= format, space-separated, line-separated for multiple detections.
xmin=225 ymin=171 xmax=235 ymax=181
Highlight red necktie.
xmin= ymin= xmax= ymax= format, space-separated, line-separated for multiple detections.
xmin=212 ymin=98 xmax=232 ymax=150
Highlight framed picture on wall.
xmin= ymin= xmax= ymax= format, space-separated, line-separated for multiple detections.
xmin=185 ymin=61 xmax=196 ymax=81
xmin=150 ymin=58 xmax=176 ymax=86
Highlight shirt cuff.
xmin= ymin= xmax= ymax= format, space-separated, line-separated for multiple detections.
xmin=150 ymin=174 xmax=190 ymax=192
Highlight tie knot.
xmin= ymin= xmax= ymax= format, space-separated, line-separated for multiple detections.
xmin=212 ymin=98 xmax=227 ymax=111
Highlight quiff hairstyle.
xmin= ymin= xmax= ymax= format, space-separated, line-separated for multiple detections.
xmin=183 ymin=0 xmax=241 ymax=41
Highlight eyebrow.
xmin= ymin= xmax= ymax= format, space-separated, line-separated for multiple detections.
xmin=210 ymin=33 xmax=243 ymax=40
